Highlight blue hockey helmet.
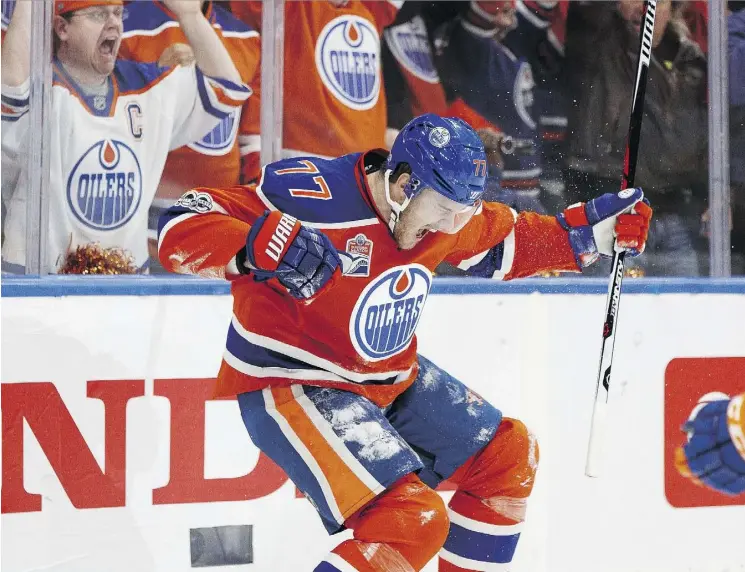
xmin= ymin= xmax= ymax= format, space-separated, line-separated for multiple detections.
xmin=386 ymin=114 xmax=487 ymax=207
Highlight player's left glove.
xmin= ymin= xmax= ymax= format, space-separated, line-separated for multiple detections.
xmin=556 ymin=188 xmax=653 ymax=268
xmin=243 ymin=210 xmax=341 ymax=301
xmin=675 ymin=393 xmax=745 ymax=496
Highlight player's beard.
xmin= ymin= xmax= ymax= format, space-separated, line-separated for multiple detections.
xmin=393 ymin=215 xmax=429 ymax=250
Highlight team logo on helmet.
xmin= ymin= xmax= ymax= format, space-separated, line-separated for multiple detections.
xmin=66 ymin=140 xmax=143 ymax=231
xmin=384 ymin=16 xmax=439 ymax=84
xmin=428 ymin=127 xmax=451 ymax=148
xmin=189 ymin=108 xmax=240 ymax=156
xmin=513 ymin=62 xmax=536 ymax=130
xmin=315 ymin=15 xmax=380 ymax=111
xmin=350 ymin=264 xmax=432 ymax=361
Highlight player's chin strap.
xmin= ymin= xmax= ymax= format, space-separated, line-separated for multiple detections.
xmin=383 ymin=169 xmax=412 ymax=232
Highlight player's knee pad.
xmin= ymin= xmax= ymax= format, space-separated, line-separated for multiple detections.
xmin=457 ymin=418 xmax=539 ymax=521
xmin=348 ymin=473 xmax=450 ymax=570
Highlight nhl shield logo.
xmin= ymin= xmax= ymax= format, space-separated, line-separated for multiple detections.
xmin=340 ymin=233 xmax=373 ymax=277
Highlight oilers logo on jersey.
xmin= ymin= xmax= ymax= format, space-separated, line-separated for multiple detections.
xmin=350 ymin=264 xmax=431 ymax=362
xmin=341 ymin=233 xmax=374 ymax=277
xmin=513 ymin=62 xmax=536 ymax=130
xmin=385 ymin=16 xmax=440 ymax=84
xmin=315 ymin=15 xmax=380 ymax=111
xmin=67 ymin=140 xmax=143 ymax=231
xmin=188 ymin=108 xmax=241 ymax=156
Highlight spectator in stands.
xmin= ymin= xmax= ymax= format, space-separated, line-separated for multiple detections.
xmin=118 ymin=0 xmax=261 ymax=271
xmin=506 ymin=1 xmax=570 ymax=214
xmin=1 ymin=0 xmax=250 ymax=274
xmin=228 ymin=0 xmax=400 ymax=160
xmin=433 ymin=1 xmax=546 ymax=213
xmin=563 ymin=0 xmax=707 ymax=276
xmin=120 ymin=1 xmax=261 ymax=190
xmin=730 ymin=1 xmax=745 ymax=273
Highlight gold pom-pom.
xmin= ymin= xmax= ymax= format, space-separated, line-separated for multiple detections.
xmin=625 ymin=266 xmax=646 ymax=278
xmin=59 ymin=243 xmax=137 ymax=275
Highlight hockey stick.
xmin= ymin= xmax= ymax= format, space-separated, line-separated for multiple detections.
xmin=584 ymin=0 xmax=657 ymax=478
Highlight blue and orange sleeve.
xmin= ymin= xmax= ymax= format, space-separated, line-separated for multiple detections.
xmin=157 ymin=184 xmax=266 ymax=278
xmin=446 ymin=202 xmax=579 ymax=279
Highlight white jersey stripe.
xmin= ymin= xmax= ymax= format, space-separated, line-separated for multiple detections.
xmin=224 ymin=350 xmax=353 ymax=384
xmin=492 ymin=209 xmax=517 ymax=280
xmin=449 ymin=508 xmax=524 ymax=536
xmin=230 ymin=315 xmax=415 ymax=384
xmin=439 ymin=548 xmax=511 ymax=571
xmin=157 ymin=212 xmax=198 ymax=252
xmin=262 ymin=388 xmax=345 ymax=525
xmin=293 ymin=386 xmax=385 ymax=495
xmin=457 ymin=249 xmax=490 ymax=271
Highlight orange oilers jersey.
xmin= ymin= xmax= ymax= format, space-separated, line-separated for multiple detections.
xmin=120 ymin=1 xmax=261 ymax=191
xmin=157 ymin=151 xmax=579 ymax=406
xmin=229 ymin=0 xmax=400 ymax=159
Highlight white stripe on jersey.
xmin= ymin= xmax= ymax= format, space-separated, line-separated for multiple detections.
xmin=439 ymin=548 xmax=511 ymax=571
xmin=262 ymin=388 xmax=346 ymax=525
xmin=230 ymin=315 xmax=415 ymax=384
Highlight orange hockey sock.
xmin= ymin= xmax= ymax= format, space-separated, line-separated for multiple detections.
xmin=439 ymin=418 xmax=539 ymax=571
xmin=315 ymin=473 xmax=449 ymax=572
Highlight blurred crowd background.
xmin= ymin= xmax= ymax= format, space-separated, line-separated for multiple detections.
xmin=2 ymin=0 xmax=743 ymax=278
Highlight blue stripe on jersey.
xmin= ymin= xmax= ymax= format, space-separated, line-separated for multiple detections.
xmin=1 ymin=111 xmax=28 ymax=122
xmin=260 ymin=154 xmax=379 ymax=225
xmin=157 ymin=205 xmax=193 ymax=237
xmin=463 ymin=243 xmax=503 ymax=278
xmin=212 ymin=2 xmax=256 ymax=34
xmin=196 ymin=67 xmax=230 ymax=120
xmin=1 ymin=93 xmax=29 ymax=108
xmin=226 ymin=324 xmax=405 ymax=386
xmin=314 ymin=562 xmax=344 ymax=572
xmin=226 ymin=323 xmax=319 ymax=370
xmin=205 ymin=74 xmax=251 ymax=96
xmin=122 ymin=1 xmax=172 ymax=34
xmin=114 ymin=59 xmax=173 ymax=95
xmin=443 ymin=522 xmax=521 ymax=564
xmin=236 ymin=390 xmax=341 ymax=532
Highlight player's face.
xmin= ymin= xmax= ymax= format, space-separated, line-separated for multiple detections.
xmin=393 ymin=188 xmax=480 ymax=250
xmin=59 ymin=5 xmax=123 ymax=77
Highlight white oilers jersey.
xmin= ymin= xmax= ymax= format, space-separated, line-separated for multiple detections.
xmin=0 ymin=59 xmax=250 ymax=272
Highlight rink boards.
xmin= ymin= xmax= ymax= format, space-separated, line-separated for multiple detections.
xmin=2 ymin=276 xmax=745 ymax=572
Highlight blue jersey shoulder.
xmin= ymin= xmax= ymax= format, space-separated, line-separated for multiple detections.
xmin=259 ymin=154 xmax=377 ymax=225
xmin=212 ymin=3 xmax=257 ymax=34
xmin=114 ymin=59 xmax=173 ymax=94
xmin=122 ymin=1 xmax=172 ymax=34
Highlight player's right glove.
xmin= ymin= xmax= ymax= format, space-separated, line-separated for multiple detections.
xmin=675 ymin=393 xmax=745 ymax=496
xmin=243 ymin=210 xmax=341 ymax=301
xmin=556 ymin=188 xmax=652 ymax=268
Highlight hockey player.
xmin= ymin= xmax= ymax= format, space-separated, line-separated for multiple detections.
xmin=675 ymin=392 xmax=745 ymax=496
xmin=0 ymin=0 xmax=250 ymax=273
xmin=158 ymin=114 xmax=653 ymax=571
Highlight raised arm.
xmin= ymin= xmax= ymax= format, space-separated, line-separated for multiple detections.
xmin=1 ymin=0 xmax=31 ymax=87
xmin=162 ymin=0 xmax=241 ymax=84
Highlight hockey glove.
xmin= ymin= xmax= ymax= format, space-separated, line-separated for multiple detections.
xmin=244 ymin=210 xmax=341 ymax=301
xmin=675 ymin=393 xmax=745 ymax=496
xmin=556 ymin=187 xmax=653 ymax=268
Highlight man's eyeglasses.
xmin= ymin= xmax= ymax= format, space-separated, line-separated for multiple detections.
xmin=70 ymin=7 xmax=123 ymax=23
